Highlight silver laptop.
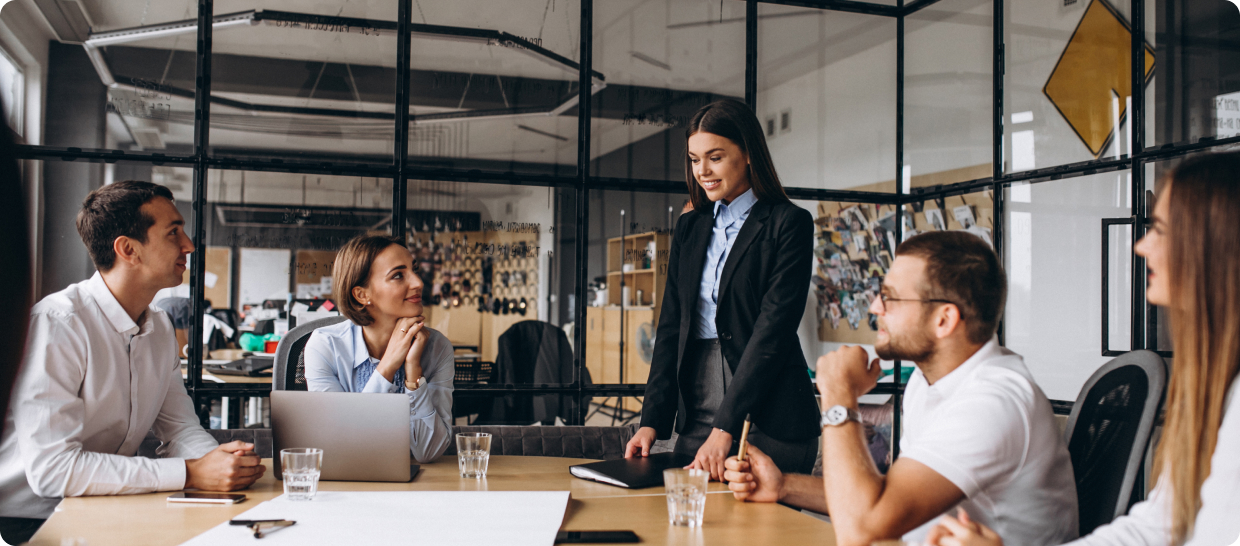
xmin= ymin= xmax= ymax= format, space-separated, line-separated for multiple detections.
xmin=270 ymin=391 xmax=416 ymax=482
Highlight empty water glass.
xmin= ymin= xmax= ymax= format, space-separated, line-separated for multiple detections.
xmin=456 ymin=433 xmax=491 ymax=479
xmin=664 ymin=468 xmax=708 ymax=526
xmin=280 ymin=448 xmax=322 ymax=501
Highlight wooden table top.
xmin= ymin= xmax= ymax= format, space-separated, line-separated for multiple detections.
xmin=30 ymin=455 xmax=838 ymax=546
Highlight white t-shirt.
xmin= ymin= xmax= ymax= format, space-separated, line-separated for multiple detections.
xmin=899 ymin=338 xmax=1079 ymax=546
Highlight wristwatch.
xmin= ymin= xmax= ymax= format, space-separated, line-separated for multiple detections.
xmin=404 ymin=376 xmax=427 ymax=391
xmin=821 ymin=405 xmax=862 ymax=428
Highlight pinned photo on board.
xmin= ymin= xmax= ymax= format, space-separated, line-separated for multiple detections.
xmin=902 ymin=213 xmax=918 ymax=241
xmin=842 ymin=206 xmax=869 ymax=234
xmin=968 ymin=226 xmax=994 ymax=246
xmin=953 ymin=205 xmax=977 ymax=229
xmin=923 ymin=208 xmax=946 ymax=231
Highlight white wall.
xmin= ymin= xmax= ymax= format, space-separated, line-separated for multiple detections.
xmin=757 ymin=9 xmax=897 ymax=191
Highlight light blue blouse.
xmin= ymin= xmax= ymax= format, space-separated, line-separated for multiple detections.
xmin=302 ymin=320 xmax=454 ymax=463
xmin=694 ymin=188 xmax=758 ymax=339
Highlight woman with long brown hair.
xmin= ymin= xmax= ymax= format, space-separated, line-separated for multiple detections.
xmin=928 ymin=152 xmax=1240 ymax=545
xmin=623 ymin=99 xmax=820 ymax=479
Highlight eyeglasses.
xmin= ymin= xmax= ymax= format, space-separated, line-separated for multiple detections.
xmin=878 ymin=294 xmax=957 ymax=309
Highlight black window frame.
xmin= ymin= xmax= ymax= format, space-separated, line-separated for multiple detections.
xmin=15 ymin=0 xmax=1212 ymax=451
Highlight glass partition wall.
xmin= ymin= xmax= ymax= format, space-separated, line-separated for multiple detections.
xmin=19 ymin=0 xmax=1214 ymax=442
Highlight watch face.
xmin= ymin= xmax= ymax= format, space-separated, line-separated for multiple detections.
xmin=826 ymin=406 xmax=848 ymax=426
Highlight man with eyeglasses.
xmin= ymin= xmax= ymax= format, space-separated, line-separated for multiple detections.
xmin=724 ymin=231 xmax=1078 ymax=546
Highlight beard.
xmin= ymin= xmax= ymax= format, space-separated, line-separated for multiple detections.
xmin=874 ymin=322 xmax=936 ymax=363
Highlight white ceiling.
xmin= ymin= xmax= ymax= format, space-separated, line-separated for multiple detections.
xmin=83 ymin=0 xmax=974 ymax=173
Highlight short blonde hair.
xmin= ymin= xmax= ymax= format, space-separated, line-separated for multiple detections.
xmin=332 ymin=234 xmax=405 ymax=326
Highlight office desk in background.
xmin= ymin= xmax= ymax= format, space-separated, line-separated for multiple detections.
xmin=182 ymin=360 xmax=272 ymax=429
xmin=29 ymin=456 xmax=838 ymax=546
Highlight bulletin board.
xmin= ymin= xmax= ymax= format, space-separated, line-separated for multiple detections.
xmin=178 ymin=246 xmax=232 ymax=309
xmin=295 ymin=250 xmax=338 ymax=299
xmin=814 ymin=190 xmax=994 ymax=344
xmin=814 ymin=202 xmax=898 ymax=344
xmin=907 ymin=190 xmax=995 ymax=242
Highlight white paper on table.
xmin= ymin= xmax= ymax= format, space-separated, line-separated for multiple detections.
xmin=179 ymin=491 xmax=571 ymax=546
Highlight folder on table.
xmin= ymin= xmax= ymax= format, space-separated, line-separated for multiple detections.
xmin=569 ymin=453 xmax=695 ymax=489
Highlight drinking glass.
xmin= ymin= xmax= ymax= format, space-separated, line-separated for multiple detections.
xmin=663 ymin=468 xmax=708 ymax=526
xmin=456 ymin=433 xmax=491 ymax=479
xmin=280 ymin=448 xmax=322 ymax=501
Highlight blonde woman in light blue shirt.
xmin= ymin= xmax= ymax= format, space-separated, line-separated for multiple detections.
xmin=302 ymin=235 xmax=454 ymax=463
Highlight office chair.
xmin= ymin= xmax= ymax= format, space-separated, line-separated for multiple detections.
xmin=210 ymin=308 xmax=241 ymax=343
xmin=272 ymin=316 xmax=347 ymax=391
xmin=1064 ymin=350 xmax=1166 ymax=535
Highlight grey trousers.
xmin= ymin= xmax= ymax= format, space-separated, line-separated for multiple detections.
xmin=673 ymin=339 xmax=817 ymax=475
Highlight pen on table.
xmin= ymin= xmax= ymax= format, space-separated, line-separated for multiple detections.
xmin=230 ymin=519 xmax=296 ymax=539
xmin=736 ymin=413 xmax=752 ymax=462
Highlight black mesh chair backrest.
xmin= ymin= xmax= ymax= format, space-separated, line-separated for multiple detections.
xmin=444 ymin=425 xmax=634 ymax=460
xmin=273 ymin=315 xmax=348 ymax=391
xmin=1064 ymin=350 xmax=1166 ymax=536
xmin=210 ymin=308 xmax=239 ymax=335
xmin=210 ymin=308 xmax=241 ymax=343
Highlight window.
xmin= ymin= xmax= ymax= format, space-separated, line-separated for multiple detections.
xmin=0 ymin=45 xmax=22 ymax=138
xmin=19 ymin=0 xmax=1200 ymax=441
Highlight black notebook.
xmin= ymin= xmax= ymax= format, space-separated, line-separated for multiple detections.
xmin=569 ymin=453 xmax=695 ymax=489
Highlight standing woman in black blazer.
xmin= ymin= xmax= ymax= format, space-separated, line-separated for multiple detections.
xmin=624 ymin=99 xmax=820 ymax=480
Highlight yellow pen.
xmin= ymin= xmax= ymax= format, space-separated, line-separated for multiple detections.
xmin=737 ymin=413 xmax=753 ymax=462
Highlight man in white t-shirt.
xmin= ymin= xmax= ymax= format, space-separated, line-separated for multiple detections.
xmin=724 ymin=231 xmax=1077 ymax=546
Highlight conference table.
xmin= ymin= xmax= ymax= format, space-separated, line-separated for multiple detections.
xmin=28 ymin=456 xmax=845 ymax=545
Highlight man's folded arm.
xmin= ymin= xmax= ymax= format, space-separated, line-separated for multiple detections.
xmin=152 ymin=349 xmax=218 ymax=461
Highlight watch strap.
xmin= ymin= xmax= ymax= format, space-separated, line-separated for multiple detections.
xmin=820 ymin=406 xmax=862 ymax=427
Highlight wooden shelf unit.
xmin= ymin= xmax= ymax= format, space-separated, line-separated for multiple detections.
xmin=588 ymin=231 xmax=670 ymax=413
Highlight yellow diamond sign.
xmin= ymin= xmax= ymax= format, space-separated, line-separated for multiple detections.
xmin=1044 ymin=0 xmax=1155 ymax=157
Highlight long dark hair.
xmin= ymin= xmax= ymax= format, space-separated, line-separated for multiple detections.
xmin=683 ymin=99 xmax=789 ymax=213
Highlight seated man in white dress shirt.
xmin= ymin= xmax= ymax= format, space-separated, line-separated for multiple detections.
xmin=0 ymin=181 xmax=266 ymax=544
xmin=724 ymin=231 xmax=1079 ymax=546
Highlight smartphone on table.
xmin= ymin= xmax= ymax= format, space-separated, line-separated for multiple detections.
xmin=554 ymin=530 xmax=640 ymax=543
xmin=166 ymin=492 xmax=247 ymax=504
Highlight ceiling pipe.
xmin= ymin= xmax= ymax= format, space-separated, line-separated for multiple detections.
xmin=80 ymin=9 xmax=604 ymax=126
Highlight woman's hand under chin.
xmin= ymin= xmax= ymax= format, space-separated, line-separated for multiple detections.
xmin=375 ymin=316 xmax=421 ymax=383
xmin=404 ymin=317 xmax=428 ymax=383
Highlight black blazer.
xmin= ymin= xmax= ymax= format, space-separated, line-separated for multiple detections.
xmin=638 ymin=198 xmax=820 ymax=442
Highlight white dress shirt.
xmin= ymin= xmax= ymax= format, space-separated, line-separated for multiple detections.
xmin=0 ymin=273 xmax=219 ymax=519
xmin=302 ymin=320 xmax=454 ymax=464
xmin=900 ymin=338 xmax=1079 ymax=546
xmin=1067 ymin=378 xmax=1240 ymax=546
